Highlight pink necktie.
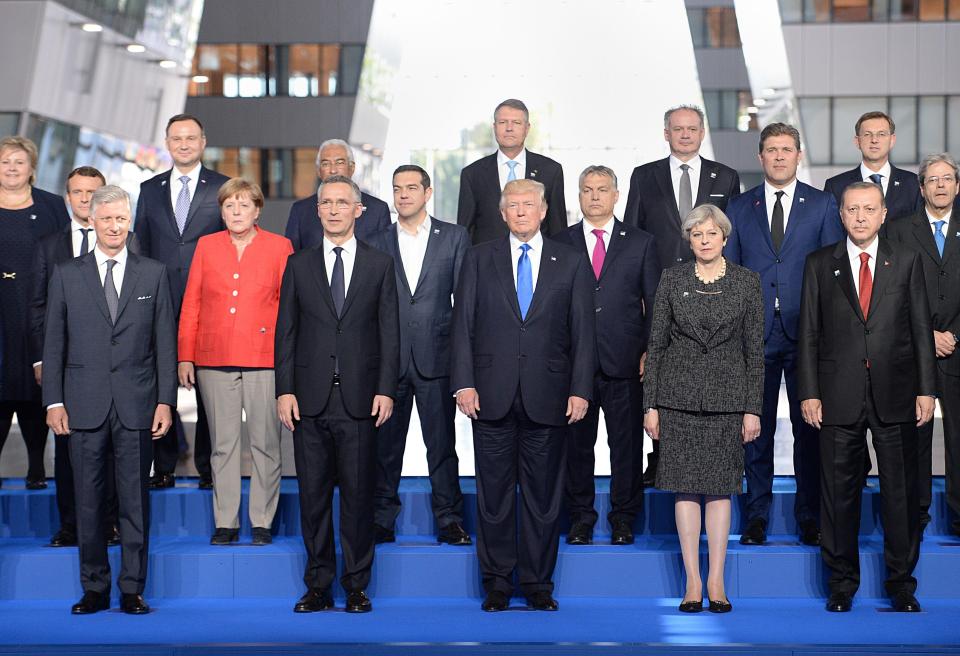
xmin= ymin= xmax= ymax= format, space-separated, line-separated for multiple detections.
xmin=591 ymin=229 xmax=606 ymax=280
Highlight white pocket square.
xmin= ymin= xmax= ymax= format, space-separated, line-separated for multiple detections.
xmin=137 ymin=295 xmax=152 ymax=301
xmin=709 ymin=194 xmax=725 ymax=198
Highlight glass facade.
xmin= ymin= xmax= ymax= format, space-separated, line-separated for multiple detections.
xmin=779 ymin=0 xmax=960 ymax=22
xmin=203 ymin=147 xmax=318 ymax=199
xmin=702 ymin=90 xmax=759 ymax=132
xmin=687 ymin=7 xmax=743 ymax=47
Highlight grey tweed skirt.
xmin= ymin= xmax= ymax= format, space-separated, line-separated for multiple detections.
xmin=654 ymin=407 xmax=744 ymax=496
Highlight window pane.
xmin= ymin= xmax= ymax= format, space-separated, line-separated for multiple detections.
xmin=779 ymin=0 xmax=804 ymax=23
xmin=294 ymin=147 xmax=319 ymax=198
xmin=237 ymin=148 xmax=262 ymax=187
xmin=832 ymin=97 xmax=885 ymax=165
xmin=267 ymin=149 xmax=293 ymax=198
xmin=687 ymin=9 xmax=706 ymax=47
xmin=0 ymin=112 xmax=19 ymax=136
xmin=890 ymin=0 xmax=919 ymax=19
xmin=890 ymin=96 xmax=918 ymax=163
xmin=237 ymin=45 xmax=266 ymax=98
xmin=321 ymin=45 xmax=341 ymax=96
xmin=919 ymin=0 xmax=946 ymax=19
xmin=701 ymin=91 xmax=721 ymax=130
xmin=918 ymin=95 xmax=946 ymax=158
xmin=804 ymin=0 xmax=831 ymax=21
xmin=948 ymin=97 xmax=960 ymax=154
xmin=833 ymin=0 xmax=872 ymax=21
xmin=339 ymin=45 xmax=365 ymax=96
xmin=705 ymin=8 xmax=741 ymax=47
xmin=950 ymin=0 xmax=960 ymax=18
xmin=798 ymin=97 xmax=831 ymax=164
xmin=288 ymin=44 xmax=321 ymax=97
xmin=737 ymin=91 xmax=759 ymax=131
xmin=190 ymin=44 xmax=237 ymax=97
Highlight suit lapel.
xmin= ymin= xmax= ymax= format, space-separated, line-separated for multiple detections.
xmin=525 ymin=239 xmax=557 ymax=320
xmin=942 ymin=213 xmax=960 ymax=266
xmin=80 ymin=254 xmax=112 ymax=324
xmin=654 ymin=159 xmax=681 ymax=228
xmin=158 ymin=171 xmax=178 ymax=236
xmin=750 ymin=188 xmax=776 ymax=254
xmin=413 ymin=218 xmax=444 ymax=293
xmin=57 ymin=227 xmax=73 ymax=261
xmin=115 ymin=252 xmax=140 ymax=322
xmin=781 ymin=184 xmax=806 ymax=250
xmin=866 ymin=240 xmax=892 ymax=321
xmin=184 ymin=168 xmax=216 ymax=234
xmin=309 ymin=246 xmax=337 ymax=316
xmin=832 ymin=241 xmax=864 ymax=323
xmin=525 ymin=151 xmax=541 ymax=182
xmin=340 ymin=242 xmax=370 ymax=318
xmin=911 ymin=214 xmax=941 ymax=265
xmin=674 ymin=279 xmax=708 ymax=345
xmin=387 ymin=225 xmax=413 ymax=298
xmin=599 ymin=220 xmax=628 ymax=280
xmin=886 ymin=167 xmax=906 ymax=206
xmin=483 ymin=155 xmax=501 ymax=196
xmin=695 ymin=160 xmax=716 ymax=205
xmin=493 ymin=237 xmax=522 ymax=320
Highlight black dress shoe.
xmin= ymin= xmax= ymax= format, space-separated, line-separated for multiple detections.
xmin=798 ymin=519 xmax=821 ymax=546
xmin=891 ymin=591 xmax=921 ymax=612
xmin=527 ymin=591 xmax=558 ymax=611
xmin=198 ymin=475 xmax=213 ymax=490
xmin=149 ymin=473 xmax=176 ymax=489
xmin=345 ymin=590 xmax=372 ymax=613
xmin=104 ymin=525 xmax=120 ymax=547
xmin=293 ymin=589 xmax=334 ymax=613
xmin=210 ymin=528 xmax=239 ymax=545
xmin=438 ymin=521 xmax=472 ymax=546
xmin=71 ymin=590 xmax=109 ymax=614
xmin=611 ymin=520 xmax=634 ymax=545
xmin=50 ymin=529 xmax=78 ymax=548
xmin=739 ymin=518 xmax=767 ymax=545
xmin=481 ymin=590 xmax=510 ymax=612
xmin=679 ymin=599 xmax=703 ymax=613
xmin=708 ymin=598 xmax=732 ymax=613
xmin=25 ymin=478 xmax=47 ymax=490
xmin=566 ymin=522 xmax=593 ymax=545
xmin=825 ymin=591 xmax=853 ymax=612
xmin=120 ymin=593 xmax=150 ymax=614
xmin=251 ymin=527 xmax=272 ymax=545
xmin=374 ymin=524 xmax=396 ymax=544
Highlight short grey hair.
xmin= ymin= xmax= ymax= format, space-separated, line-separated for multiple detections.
xmin=578 ymin=165 xmax=618 ymax=190
xmin=90 ymin=185 xmax=131 ymax=218
xmin=315 ymin=139 xmax=355 ymax=167
xmin=499 ymin=179 xmax=546 ymax=210
xmin=494 ymin=98 xmax=529 ymax=122
xmin=919 ymin=152 xmax=959 ymax=184
xmin=317 ymin=174 xmax=361 ymax=203
xmin=841 ymin=181 xmax=885 ymax=208
xmin=681 ymin=204 xmax=732 ymax=242
xmin=664 ymin=105 xmax=705 ymax=129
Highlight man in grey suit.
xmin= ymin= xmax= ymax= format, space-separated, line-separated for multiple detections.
xmin=43 ymin=185 xmax=177 ymax=615
xmin=368 ymin=165 xmax=471 ymax=546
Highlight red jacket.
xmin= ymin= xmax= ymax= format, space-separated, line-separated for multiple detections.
xmin=178 ymin=227 xmax=293 ymax=367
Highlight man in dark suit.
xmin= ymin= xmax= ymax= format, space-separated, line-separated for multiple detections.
xmin=799 ymin=180 xmax=935 ymax=613
xmin=884 ymin=153 xmax=960 ymax=538
xmin=554 ymin=165 xmax=659 ymax=547
xmin=285 ymin=139 xmax=391 ymax=249
xmin=452 ymin=178 xmax=595 ymax=612
xmin=135 ymin=113 xmax=228 ymax=490
xmin=276 ymin=174 xmax=399 ymax=614
xmin=368 ymin=165 xmax=471 ymax=546
xmin=457 ymin=98 xmax=567 ymax=244
xmin=725 ymin=123 xmax=844 ymax=547
xmin=824 ymin=111 xmax=921 ymax=223
xmin=622 ymin=104 xmax=741 ymax=485
xmin=43 ymin=185 xmax=177 ymax=615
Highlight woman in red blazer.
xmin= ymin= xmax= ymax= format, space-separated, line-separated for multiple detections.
xmin=178 ymin=178 xmax=293 ymax=546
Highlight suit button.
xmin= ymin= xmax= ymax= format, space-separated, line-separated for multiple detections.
xmin=111 ymin=340 xmax=118 ymax=346
xmin=233 ymin=273 xmax=239 ymax=279
xmin=940 ymin=295 xmax=946 ymax=300
xmin=520 ymin=326 xmax=526 ymax=332
xmin=337 ymin=328 xmax=342 ymax=334
xmin=776 ymin=258 xmax=782 ymax=264
xmin=701 ymin=348 xmax=708 ymax=354
xmin=229 ymin=307 xmax=236 ymax=314
xmin=410 ymin=299 xmax=416 ymax=305
xmin=864 ymin=329 xmax=870 ymax=335
xmin=408 ymin=322 xmax=417 ymax=327
xmin=232 ymin=290 xmax=238 ymax=297
xmin=676 ymin=258 xmax=683 ymax=262
xmin=111 ymin=367 xmax=117 ymax=373
xmin=595 ymin=286 xmax=601 ymax=292
xmin=941 ymin=271 xmax=947 ymax=276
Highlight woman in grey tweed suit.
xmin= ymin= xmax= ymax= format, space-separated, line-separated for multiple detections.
xmin=643 ymin=204 xmax=764 ymax=614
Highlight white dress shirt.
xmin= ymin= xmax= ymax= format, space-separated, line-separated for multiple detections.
xmin=323 ymin=235 xmax=357 ymax=294
xmin=582 ymin=217 xmax=614 ymax=267
xmin=497 ymin=148 xmax=527 ymax=190
xmin=764 ymin=178 xmax=798 ymax=231
xmin=397 ymin=216 xmax=431 ymax=293
xmin=94 ymin=244 xmax=128 ymax=296
xmin=860 ymin=161 xmax=892 ymax=196
xmin=670 ymin=154 xmax=701 ymax=212
xmin=926 ymin=208 xmax=953 ymax=238
xmin=509 ymin=230 xmax=543 ymax=291
xmin=71 ymin=219 xmax=96 ymax=257
xmin=168 ymin=162 xmax=202 ymax=212
xmin=846 ymin=236 xmax=878 ymax=297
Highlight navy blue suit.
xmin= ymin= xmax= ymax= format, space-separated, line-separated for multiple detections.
xmin=725 ymin=181 xmax=844 ymax=529
xmin=285 ymin=191 xmax=390 ymax=250
xmin=824 ymin=165 xmax=921 ymax=222
xmin=553 ymin=220 xmax=660 ymax=531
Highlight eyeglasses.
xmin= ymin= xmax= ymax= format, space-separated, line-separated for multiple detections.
xmin=318 ymin=199 xmax=357 ymax=211
xmin=859 ymin=131 xmax=891 ymax=140
xmin=924 ymin=175 xmax=957 ymax=186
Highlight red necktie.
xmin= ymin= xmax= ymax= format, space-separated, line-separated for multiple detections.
xmin=591 ymin=229 xmax=606 ymax=280
xmin=858 ymin=252 xmax=872 ymax=320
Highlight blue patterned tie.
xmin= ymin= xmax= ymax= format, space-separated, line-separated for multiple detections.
xmin=869 ymin=173 xmax=883 ymax=187
xmin=935 ymin=220 xmax=946 ymax=257
xmin=174 ymin=175 xmax=191 ymax=235
xmin=517 ymin=243 xmax=533 ymax=320
xmin=506 ymin=160 xmax=518 ymax=182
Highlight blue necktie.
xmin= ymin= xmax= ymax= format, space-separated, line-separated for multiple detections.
xmin=517 ymin=243 xmax=533 ymax=320
xmin=869 ymin=173 xmax=883 ymax=186
xmin=506 ymin=160 xmax=519 ymax=182
xmin=934 ymin=220 xmax=946 ymax=257
xmin=174 ymin=175 xmax=191 ymax=235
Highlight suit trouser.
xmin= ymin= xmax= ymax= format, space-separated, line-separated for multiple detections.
xmin=54 ymin=431 xmax=119 ymax=535
xmin=152 ymin=384 xmax=211 ymax=478
xmin=374 ymin=362 xmax=463 ymax=530
xmin=197 ymin=367 xmax=282 ymax=530
xmin=918 ymin=367 xmax=960 ymax=530
xmin=565 ymin=373 xmax=644 ymax=527
xmin=473 ymin=393 xmax=565 ymax=597
xmin=819 ymin=374 xmax=920 ymax=596
xmin=70 ymin=404 xmax=152 ymax=595
xmin=0 ymin=400 xmax=48 ymax=481
xmin=745 ymin=318 xmax=820 ymax=525
xmin=293 ymin=386 xmax=376 ymax=594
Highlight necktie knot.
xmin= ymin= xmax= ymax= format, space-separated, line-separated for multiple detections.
xmin=859 ymin=252 xmax=870 ymax=265
xmin=775 ymin=190 xmax=785 ymax=201
xmin=333 ymin=246 xmax=343 ymax=257
xmin=935 ymin=220 xmax=946 ymax=233
xmin=105 ymin=258 xmax=117 ymax=271
xmin=869 ymin=173 xmax=883 ymax=185
xmin=680 ymin=163 xmax=689 ymax=172
xmin=590 ymin=229 xmax=607 ymax=280
xmin=506 ymin=160 xmax=519 ymax=182
xmin=179 ymin=176 xmax=190 ymax=185
xmin=520 ymin=243 xmax=531 ymax=254
xmin=592 ymin=228 xmax=605 ymax=239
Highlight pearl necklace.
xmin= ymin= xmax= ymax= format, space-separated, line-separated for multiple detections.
xmin=695 ymin=257 xmax=726 ymax=284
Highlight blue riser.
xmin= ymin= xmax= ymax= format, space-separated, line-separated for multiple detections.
xmin=0 ymin=478 xmax=955 ymax=539
xmin=2 ymin=536 xmax=959 ymax=601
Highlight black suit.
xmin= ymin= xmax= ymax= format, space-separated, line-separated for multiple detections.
xmin=824 ymin=165 xmax=922 ymax=222
xmin=884 ymin=210 xmax=960 ymax=533
xmin=553 ymin=220 xmax=659 ymax=529
xmin=285 ymin=191 xmax=391 ymax=250
xmin=451 ymin=235 xmax=595 ymax=596
xmin=457 ymin=150 xmax=567 ymax=245
xmin=275 ymin=239 xmax=399 ymax=594
xmin=368 ymin=218 xmax=469 ymax=531
xmin=798 ymin=238 xmax=936 ymax=597
xmin=135 ymin=166 xmax=228 ymax=480
xmin=42 ymin=250 xmax=177 ymax=596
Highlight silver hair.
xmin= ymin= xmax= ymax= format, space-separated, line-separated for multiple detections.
xmin=681 ymin=204 xmax=732 ymax=242
xmin=918 ymin=152 xmax=960 ymax=183
xmin=578 ymin=165 xmax=618 ymax=190
xmin=315 ymin=139 xmax=356 ymax=167
xmin=664 ymin=105 xmax=706 ymax=129
xmin=317 ymin=174 xmax=362 ymax=203
xmin=499 ymin=179 xmax=546 ymax=210
xmin=90 ymin=185 xmax=131 ymax=218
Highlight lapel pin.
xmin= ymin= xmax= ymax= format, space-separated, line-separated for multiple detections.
xmin=833 ymin=270 xmax=840 ymax=277
xmin=550 ymin=256 xmax=557 ymax=261
xmin=619 ymin=231 xmax=626 ymax=236
xmin=799 ymin=197 xmax=805 ymax=203
xmin=433 ymin=228 xmax=440 ymax=234
xmin=161 ymin=180 xmax=166 ymax=186
xmin=894 ymin=180 xmax=900 ymax=187
xmin=754 ymin=200 xmax=761 ymax=207
xmin=29 ymin=214 xmax=36 ymax=220
xmin=710 ymin=171 xmax=717 ymax=179
xmin=683 ymin=291 xmax=689 ymax=297
xmin=530 ymin=170 xmax=538 ymax=178
xmin=1 ymin=272 xmax=15 ymax=279
xmin=884 ymin=260 xmax=890 ymax=266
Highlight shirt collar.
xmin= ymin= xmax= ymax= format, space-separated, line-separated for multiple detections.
xmin=860 ymin=161 xmax=892 ymax=181
xmin=71 ymin=219 xmax=92 ymax=232
xmin=510 ymin=230 xmax=543 ymax=252
xmin=765 ymin=178 xmax=798 ymax=201
xmin=669 ymin=154 xmax=701 ymax=172
xmin=397 ymin=215 xmax=431 ymax=237
xmin=926 ymin=208 xmax=953 ymax=225
xmin=323 ymin=235 xmax=357 ymax=256
xmin=172 ymin=162 xmax=202 ymax=184
xmin=846 ymin=235 xmax=880 ymax=261
xmin=497 ymin=148 xmax=527 ymax=168
xmin=94 ymin=244 xmax=128 ymax=267
xmin=582 ymin=217 xmax=615 ymax=240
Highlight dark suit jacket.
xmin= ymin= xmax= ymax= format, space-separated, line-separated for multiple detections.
xmin=642 ymin=262 xmax=764 ymax=415
xmin=450 ymin=236 xmax=595 ymax=426
xmin=274 ymin=240 xmax=400 ymax=418
xmin=134 ymin=166 xmax=230 ymax=311
xmin=285 ymin=191 xmax=390 ymax=250
xmin=30 ymin=224 xmax=140 ymax=363
xmin=797 ymin=238 xmax=936 ymax=425
xmin=623 ymin=156 xmax=740 ymax=271
xmin=31 ymin=187 xmax=71 ymax=230
xmin=823 ymin=164 xmax=921 ymax=222
xmin=367 ymin=217 xmax=470 ymax=380
xmin=553 ymin=219 xmax=660 ymax=378
xmin=725 ymin=182 xmax=844 ymax=341
xmin=41 ymin=251 xmax=178 ymax=430
xmin=884 ymin=210 xmax=960 ymax=376
xmin=457 ymin=150 xmax=567 ymax=245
